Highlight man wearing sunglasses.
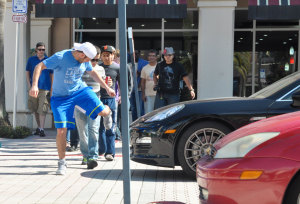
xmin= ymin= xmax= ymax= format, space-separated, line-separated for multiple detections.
xmin=26 ymin=42 xmax=53 ymax=137
xmin=29 ymin=42 xmax=115 ymax=175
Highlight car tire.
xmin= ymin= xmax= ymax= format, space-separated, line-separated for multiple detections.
xmin=283 ymin=174 xmax=300 ymax=204
xmin=177 ymin=121 xmax=232 ymax=178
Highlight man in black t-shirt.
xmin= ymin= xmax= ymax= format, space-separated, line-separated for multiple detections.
xmin=153 ymin=47 xmax=195 ymax=109
xmin=98 ymin=45 xmax=132 ymax=161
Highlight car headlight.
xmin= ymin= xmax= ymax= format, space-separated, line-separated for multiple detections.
xmin=214 ymin=132 xmax=280 ymax=158
xmin=145 ymin=104 xmax=185 ymax=123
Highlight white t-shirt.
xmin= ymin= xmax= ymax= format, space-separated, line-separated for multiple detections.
xmin=141 ymin=64 xmax=157 ymax=96
xmin=81 ymin=64 xmax=105 ymax=93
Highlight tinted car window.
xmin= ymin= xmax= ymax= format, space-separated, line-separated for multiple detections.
xmin=279 ymin=85 xmax=300 ymax=101
xmin=249 ymin=71 xmax=300 ymax=99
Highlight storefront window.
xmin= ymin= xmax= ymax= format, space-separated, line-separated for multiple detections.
xmin=75 ymin=32 xmax=116 ymax=47
xmin=75 ymin=18 xmax=116 ymax=29
xmin=255 ymin=31 xmax=298 ymax=91
xmin=127 ymin=19 xmax=161 ymax=29
xmin=234 ymin=31 xmax=253 ymax=96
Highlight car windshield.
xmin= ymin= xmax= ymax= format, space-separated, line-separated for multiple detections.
xmin=249 ymin=71 xmax=300 ymax=99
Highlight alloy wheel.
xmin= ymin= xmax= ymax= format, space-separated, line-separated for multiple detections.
xmin=183 ymin=128 xmax=226 ymax=172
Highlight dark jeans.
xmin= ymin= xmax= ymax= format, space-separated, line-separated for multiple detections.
xmin=67 ymin=128 xmax=79 ymax=147
xmin=154 ymin=92 xmax=180 ymax=110
xmin=98 ymin=98 xmax=117 ymax=156
xmin=130 ymin=90 xmax=144 ymax=121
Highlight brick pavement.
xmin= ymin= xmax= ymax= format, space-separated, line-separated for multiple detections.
xmin=0 ymin=129 xmax=199 ymax=204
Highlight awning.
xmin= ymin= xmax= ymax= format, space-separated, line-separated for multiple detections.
xmin=249 ymin=0 xmax=300 ymax=20
xmin=35 ymin=0 xmax=187 ymax=18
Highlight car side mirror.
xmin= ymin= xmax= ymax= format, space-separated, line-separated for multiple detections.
xmin=291 ymin=90 xmax=300 ymax=108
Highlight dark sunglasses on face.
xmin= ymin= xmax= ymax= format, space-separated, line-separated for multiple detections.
xmin=37 ymin=49 xmax=45 ymax=51
xmin=91 ymin=59 xmax=99 ymax=62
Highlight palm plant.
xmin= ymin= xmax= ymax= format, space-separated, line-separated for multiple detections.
xmin=234 ymin=52 xmax=251 ymax=96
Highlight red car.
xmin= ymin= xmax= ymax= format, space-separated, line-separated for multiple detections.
xmin=196 ymin=110 xmax=300 ymax=204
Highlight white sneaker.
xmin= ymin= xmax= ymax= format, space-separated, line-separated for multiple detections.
xmin=103 ymin=111 xmax=112 ymax=130
xmin=105 ymin=154 xmax=114 ymax=161
xmin=56 ymin=160 xmax=67 ymax=175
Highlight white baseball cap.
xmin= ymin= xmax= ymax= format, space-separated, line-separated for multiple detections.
xmin=73 ymin=42 xmax=97 ymax=59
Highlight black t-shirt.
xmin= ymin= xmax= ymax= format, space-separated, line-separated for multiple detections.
xmin=100 ymin=62 xmax=120 ymax=99
xmin=99 ymin=62 xmax=133 ymax=98
xmin=154 ymin=61 xmax=187 ymax=94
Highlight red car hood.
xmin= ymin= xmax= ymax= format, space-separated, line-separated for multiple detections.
xmin=215 ymin=110 xmax=300 ymax=150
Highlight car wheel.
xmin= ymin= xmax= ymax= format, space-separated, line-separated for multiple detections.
xmin=283 ymin=174 xmax=300 ymax=204
xmin=177 ymin=121 xmax=231 ymax=177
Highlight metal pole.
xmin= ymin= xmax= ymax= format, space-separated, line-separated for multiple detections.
xmin=118 ymin=1 xmax=131 ymax=204
xmin=13 ymin=22 xmax=20 ymax=128
xmin=251 ymin=20 xmax=256 ymax=95
xmin=128 ymin=29 xmax=140 ymax=119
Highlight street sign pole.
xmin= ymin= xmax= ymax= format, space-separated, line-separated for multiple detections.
xmin=128 ymin=27 xmax=141 ymax=119
xmin=12 ymin=0 xmax=27 ymax=128
xmin=12 ymin=22 xmax=20 ymax=129
xmin=118 ymin=1 xmax=131 ymax=204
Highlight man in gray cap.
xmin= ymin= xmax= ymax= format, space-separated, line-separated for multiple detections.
xmin=29 ymin=42 xmax=116 ymax=175
xmin=153 ymin=47 xmax=195 ymax=109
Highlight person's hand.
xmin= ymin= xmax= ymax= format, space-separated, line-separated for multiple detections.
xmin=190 ymin=90 xmax=195 ymax=100
xmin=118 ymin=96 xmax=121 ymax=104
xmin=107 ymin=87 xmax=116 ymax=97
xmin=29 ymin=86 xmax=39 ymax=98
xmin=142 ymin=94 xmax=147 ymax=102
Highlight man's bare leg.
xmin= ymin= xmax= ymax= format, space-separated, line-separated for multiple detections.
xmin=39 ymin=114 xmax=46 ymax=129
xmin=56 ymin=128 xmax=67 ymax=159
xmin=34 ymin=113 xmax=40 ymax=127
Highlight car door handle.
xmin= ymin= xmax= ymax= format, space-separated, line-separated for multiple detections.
xmin=250 ymin=116 xmax=267 ymax=122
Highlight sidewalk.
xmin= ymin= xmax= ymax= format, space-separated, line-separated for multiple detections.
xmin=0 ymin=129 xmax=199 ymax=204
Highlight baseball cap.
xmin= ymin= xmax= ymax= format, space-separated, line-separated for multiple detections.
xmin=101 ymin=45 xmax=116 ymax=53
xmin=73 ymin=42 xmax=97 ymax=59
xmin=163 ymin=47 xmax=175 ymax=55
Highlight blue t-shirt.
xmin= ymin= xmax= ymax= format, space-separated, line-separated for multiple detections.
xmin=137 ymin=58 xmax=149 ymax=86
xmin=43 ymin=49 xmax=93 ymax=97
xmin=26 ymin=55 xmax=53 ymax=91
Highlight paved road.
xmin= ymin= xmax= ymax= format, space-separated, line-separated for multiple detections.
xmin=0 ymin=129 xmax=199 ymax=204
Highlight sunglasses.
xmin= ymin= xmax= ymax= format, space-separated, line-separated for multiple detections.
xmin=91 ymin=59 xmax=99 ymax=62
xmin=37 ymin=49 xmax=45 ymax=51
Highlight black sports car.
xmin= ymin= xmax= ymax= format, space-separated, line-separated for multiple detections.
xmin=130 ymin=71 xmax=300 ymax=177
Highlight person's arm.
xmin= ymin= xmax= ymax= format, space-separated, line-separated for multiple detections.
xmin=26 ymin=71 xmax=31 ymax=90
xmin=98 ymin=105 xmax=111 ymax=116
xmin=141 ymin=78 xmax=147 ymax=102
xmin=87 ymin=70 xmax=116 ymax=97
xmin=29 ymin=62 xmax=47 ymax=98
xmin=153 ymin=63 xmax=159 ymax=88
xmin=50 ymin=73 xmax=54 ymax=97
xmin=183 ymin=76 xmax=195 ymax=100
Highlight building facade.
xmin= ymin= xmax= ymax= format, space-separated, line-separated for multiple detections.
xmin=4 ymin=0 xmax=298 ymax=128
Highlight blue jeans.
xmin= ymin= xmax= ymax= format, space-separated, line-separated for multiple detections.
xmin=130 ymin=90 xmax=144 ymax=121
xmin=154 ymin=92 xmax=180 ymax=110
xmin=99 ymin=98 xmax=116 ymax=156
xmin=74 ymin=108 xmax=100 ymax=160
xmin=144 ymin=95 xmax=156 ymax=114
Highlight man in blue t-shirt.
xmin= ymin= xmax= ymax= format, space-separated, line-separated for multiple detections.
xmin=29 ymin=42 xmax=116 ymax=175
xmin=26 ymin=42 xmax=53 ymax=137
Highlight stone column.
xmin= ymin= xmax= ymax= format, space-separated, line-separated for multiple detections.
xmin=197 ymin=0 xmax=237 ymax=99
xmin=30 ymin=5 xmax=53 ymax=54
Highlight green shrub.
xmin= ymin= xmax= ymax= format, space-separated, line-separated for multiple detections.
xmin=0 ymin=125 xmax=31 ymax=139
